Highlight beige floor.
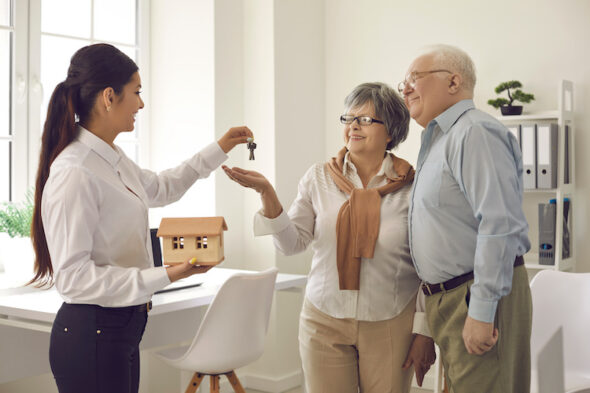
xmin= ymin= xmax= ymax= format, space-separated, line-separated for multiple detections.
xmin=246 ymin=388 xmax=432 ymax=393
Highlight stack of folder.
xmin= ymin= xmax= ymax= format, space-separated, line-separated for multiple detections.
xmin=506 ymin=123 xmax=569 ymax=189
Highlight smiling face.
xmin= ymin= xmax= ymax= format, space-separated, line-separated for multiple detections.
xmin=343 ymin=101 xmax=391 ymax=159
xmin=111 ymin=72 xmax=144 ymax=132
xmin=402 ymin=54 xmax=456 ymax=127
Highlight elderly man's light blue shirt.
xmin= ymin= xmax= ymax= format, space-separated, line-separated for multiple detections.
xmin=408 ymin=99 xmax=530 ymax=323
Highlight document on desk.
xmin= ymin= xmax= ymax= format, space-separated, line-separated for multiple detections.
xmin=155 ymin=277 xmax=203 ymax=294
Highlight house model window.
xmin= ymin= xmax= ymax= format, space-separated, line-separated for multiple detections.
xmin=197 ymin=236 xmax=208 ymax=249
xmin=157 ymin=217 xmax=228 ymax=266
xmin=173 ymin=236 xmax=185 ymax=249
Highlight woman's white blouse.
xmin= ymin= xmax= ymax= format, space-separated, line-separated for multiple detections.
xmin=42 ymin=126 xmax=227 ymax=307
xmin=254 ymin=153 xmax=428 ymax=335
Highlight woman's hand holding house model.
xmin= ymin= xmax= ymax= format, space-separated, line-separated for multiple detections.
xmin=166 ymin=257 xmax=214 ymax=282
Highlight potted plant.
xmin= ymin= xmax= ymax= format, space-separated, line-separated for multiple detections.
xmin=0 ymin=191 xmax=35 ymax=281
xmin=487 ymin=80 xmax=535 ymax=116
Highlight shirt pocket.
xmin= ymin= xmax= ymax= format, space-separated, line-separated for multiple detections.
xmin=415 ymin=161 xmax=442 ymax=208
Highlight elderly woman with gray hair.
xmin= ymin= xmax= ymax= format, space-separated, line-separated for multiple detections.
xmin=223 ymin=82 xmax=435 ymax=393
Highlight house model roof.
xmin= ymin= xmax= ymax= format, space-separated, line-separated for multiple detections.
xmin=156 ymin=217 xmax=228 ymax=237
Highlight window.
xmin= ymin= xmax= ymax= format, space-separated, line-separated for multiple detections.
xmin=197 ymin=236 xmax=208 ymax=249
xmin=1 ymin=0 xmax=149 ymax=204
xmin=0 ymin=0 xmax=13 ymax=202
xmin=173 ymin=236 xmax=184 ymax=250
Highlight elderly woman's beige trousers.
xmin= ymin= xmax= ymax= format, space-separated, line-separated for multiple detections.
xmin=298 ymin=298 xmax=415 ymax=393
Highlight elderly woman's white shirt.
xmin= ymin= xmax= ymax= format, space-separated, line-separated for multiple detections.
xmin=254 ymin=153 xmax=428 ymax=335
xmin=42 ymin=126 xmax=227 ymax=307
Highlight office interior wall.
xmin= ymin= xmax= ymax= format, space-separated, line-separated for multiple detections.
xmin=153 ymin=0 xmax=325 ymax=387
xmin=213 ymin=0 xmax=246 ymax=271
xmin=148 ymin=0 xmax=215 ymax=228
xmin=213 ymin=0 xmax=326 ymax=385
xmin=324 ymin=0 xmax=590 ymax=273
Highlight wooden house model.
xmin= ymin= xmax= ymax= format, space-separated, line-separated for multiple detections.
xmin=156 ymin=217 xmax=228 ymax=266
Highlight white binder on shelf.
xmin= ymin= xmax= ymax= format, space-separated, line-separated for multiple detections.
xmin=564 ymin=125 xmax=570 ymax=184
xmin=536 ymin=123 xmax=558 ymax=189
xmin=521 ymin=124 xmax=537 ymax=189
xmin=507 ymin=125 xmax=521 ymax=148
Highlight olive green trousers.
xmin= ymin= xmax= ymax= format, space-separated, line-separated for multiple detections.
xmin=425 ymin=265 xmax=532 ymax=393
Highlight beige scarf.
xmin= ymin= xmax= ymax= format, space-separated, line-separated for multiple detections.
xmin=325 ymin=147 xmax=415 ymax=290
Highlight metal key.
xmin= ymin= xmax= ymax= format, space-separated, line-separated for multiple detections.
xmin=247 ymin=138 xmax=256 ymax=160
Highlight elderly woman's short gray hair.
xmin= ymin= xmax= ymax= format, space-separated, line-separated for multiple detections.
xmin=344 ymin=82 xmax=410 ymax=151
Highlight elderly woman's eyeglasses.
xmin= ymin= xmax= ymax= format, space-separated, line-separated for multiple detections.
xmin=340 ymin=115 xmax=384 ymax=126
xmin=397 ymin=69 xmax=452 ymax=94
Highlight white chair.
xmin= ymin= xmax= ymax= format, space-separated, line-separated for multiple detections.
xmin=156 ymin=267 xmax=279 ymax=393
xmin=530 ymin=270 xmax=590 ymax=393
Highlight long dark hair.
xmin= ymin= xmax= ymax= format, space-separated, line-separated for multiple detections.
xmin=29 ymin=43 xmax=138 ymax=286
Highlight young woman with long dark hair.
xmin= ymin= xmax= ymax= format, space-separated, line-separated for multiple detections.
xmin=29 ymin=43 xmax=252 ymax=393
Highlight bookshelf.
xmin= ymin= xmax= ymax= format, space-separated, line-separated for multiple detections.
xmin=496 ymin=80 xmax=575 ymax=272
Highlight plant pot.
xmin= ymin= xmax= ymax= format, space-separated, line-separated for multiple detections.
xmin=500 ymin=105 xmax=523 ymax=116
xmin=0 ymin=235 xmax=35 ymax=284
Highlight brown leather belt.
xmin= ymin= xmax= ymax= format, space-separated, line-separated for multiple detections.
xmin=107 ymin=301 xmax=152 ymax=313
xmin=421 ymin=255 xmax=524 ymax=296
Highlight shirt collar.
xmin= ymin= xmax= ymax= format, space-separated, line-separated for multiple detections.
xmin=76 ymin=125 xmax=122 ymax=168
xmin=343 ymin=150 xmax=395 ymax=179
xmin=430 ymin=99 xmax=475 ymax=134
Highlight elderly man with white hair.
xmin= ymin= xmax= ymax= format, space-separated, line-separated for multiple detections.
xmin=400 ymin=44 xmax=532 ymax=393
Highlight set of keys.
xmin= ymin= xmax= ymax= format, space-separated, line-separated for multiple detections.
xmin=247 ymin=137 xmax=257 ymax=160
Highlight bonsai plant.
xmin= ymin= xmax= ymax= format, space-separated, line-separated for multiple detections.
xmin=488 ymin=80 xmax=535 ymax=115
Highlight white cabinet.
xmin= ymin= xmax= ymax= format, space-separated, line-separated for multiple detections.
xmin=496 ymin=80 xmax=575 ymax=272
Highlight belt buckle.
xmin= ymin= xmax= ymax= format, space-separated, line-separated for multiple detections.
xmin=147 ymin=301 xmax=152 ymax=313
xmin=422 ymin=282 xmax=433 ymax=296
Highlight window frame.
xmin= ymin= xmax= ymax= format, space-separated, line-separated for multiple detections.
xmin=4 ymin=0 xmax=150 ymax=204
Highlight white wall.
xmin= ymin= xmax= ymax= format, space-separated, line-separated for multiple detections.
xmin=150 ymin=0 xmax=325 ymax=390
xmin=213 ymin=0 xmax=326 ymax=387
xmin=324 ymin=0 xmax=590 ymax=273
xmin=149 ymin=0 xmax=216 ymax=227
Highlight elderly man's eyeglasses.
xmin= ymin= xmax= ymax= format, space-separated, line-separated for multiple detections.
xmin=397 ymin=69 xmax=452 ymax=94
xmin=340 ymin=115 xmax=384 ymax=126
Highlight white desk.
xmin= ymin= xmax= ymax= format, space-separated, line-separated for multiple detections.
xmin=0 ymin=268 xmax=307 ymax=384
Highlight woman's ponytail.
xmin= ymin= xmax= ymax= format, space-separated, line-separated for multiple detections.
xmin=29 ymin=82 xmax=78 ymax=286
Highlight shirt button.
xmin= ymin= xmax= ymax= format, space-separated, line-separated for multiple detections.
xmin=96 ymin=330 xmax=101 ymax=334
xmin=64 ymin=327 xmax=68 ymax=332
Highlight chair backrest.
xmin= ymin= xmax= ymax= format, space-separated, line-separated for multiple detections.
xmin=179 ymin=267 xmax=278 ymax=374
xmin=530 ymin=270 xmax=590 ymax=377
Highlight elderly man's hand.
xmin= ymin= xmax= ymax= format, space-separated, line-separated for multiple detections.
xmin=462 ymin=316 xmax=499 ymax=355
xmin=402 ymin=334 xmax=436 ymax=387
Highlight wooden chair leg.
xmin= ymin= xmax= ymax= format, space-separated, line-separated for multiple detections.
xmin=210 ymin=374 xmax=220 ymax=393
xmin=184 ymin=372 xmax=205 ymax=393
xmin=225 ymin=371 xmax=246 ymax=393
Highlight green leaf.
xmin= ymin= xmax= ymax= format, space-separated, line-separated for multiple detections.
xmin=487 ymin=98 xmax=509 ymax=108
xmin=0 ymin=189 xmax=34 ymax=238
xmin=512 ymin=90 xmax=535 ymax=103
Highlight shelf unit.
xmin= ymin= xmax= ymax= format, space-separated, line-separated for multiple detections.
xmin=496 ymin=80 xmax=575 ymax=272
